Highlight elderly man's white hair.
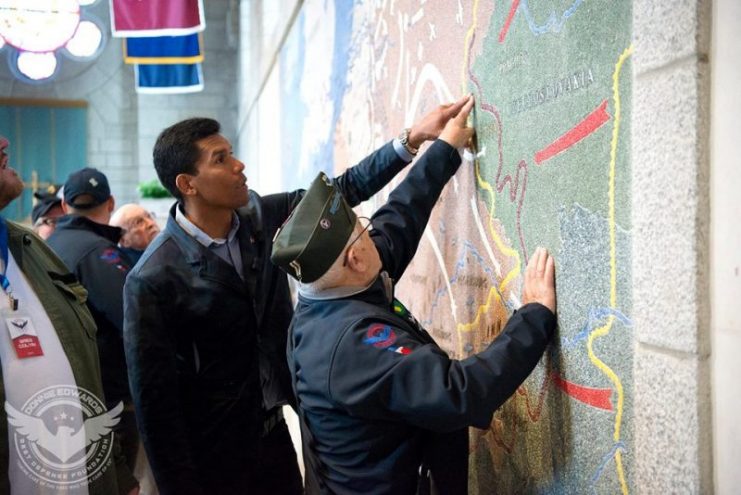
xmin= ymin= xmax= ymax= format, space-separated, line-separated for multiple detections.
xmin=110 ymin=203 xmax=147 ymax=228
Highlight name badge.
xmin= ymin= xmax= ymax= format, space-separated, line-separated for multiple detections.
xmin=3 ymin=309 xmax=43 ymax=359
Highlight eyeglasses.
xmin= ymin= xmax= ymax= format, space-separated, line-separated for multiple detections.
xmin=34 ymin=217 xmax=57 ymax=228
xmin=342 ymin=216 xmax=373 ymax=267
xmin=129 ymin=211 xmax=157 ymax=228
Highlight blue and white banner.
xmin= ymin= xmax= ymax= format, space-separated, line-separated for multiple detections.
xmin=135 ymin=63 xmax=203 ymax=94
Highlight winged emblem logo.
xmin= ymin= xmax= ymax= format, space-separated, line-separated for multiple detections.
xmin=10 ymin=319 xmax=28 ymax=330
xmin=4 ymin=401 xmax=122 ymax=463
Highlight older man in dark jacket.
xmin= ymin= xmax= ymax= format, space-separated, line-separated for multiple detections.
xmin=47 ymin=168 xmax=139 ymax=472
xmin=273 ymin=97 xmax=557 ymax=494
xmin=124 ymin=101 xmax=468 ymax=495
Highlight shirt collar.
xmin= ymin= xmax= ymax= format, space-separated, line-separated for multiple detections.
xmin=297 ymin=271 xmax=394 ymax=302
xmin=175 ymin=204 xmax=240 ymax=248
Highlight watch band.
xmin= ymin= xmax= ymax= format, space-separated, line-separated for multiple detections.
xmin=398 ymin=128 xmax=418 ymax=155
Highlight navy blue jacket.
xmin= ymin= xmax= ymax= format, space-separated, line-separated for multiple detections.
xmin=47 ymin=215 xmax=132 ymax=407
xmin=123 ymin=141 xmax=410 ymax=494
xmin=289 ymin=139 xmax=557 ymax=494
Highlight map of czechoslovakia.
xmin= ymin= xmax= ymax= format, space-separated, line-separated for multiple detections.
xmin=277 ymin=1 xmax=633 ymax=493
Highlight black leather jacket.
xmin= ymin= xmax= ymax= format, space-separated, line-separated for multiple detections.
xmin=123 ymin=141 xmax=410 ymax=494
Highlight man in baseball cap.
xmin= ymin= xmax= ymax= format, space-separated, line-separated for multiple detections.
xmin=47 ymin=167 xmax=140 ymax=475
xmin=62 ymin=167 xmax=111 ymax=209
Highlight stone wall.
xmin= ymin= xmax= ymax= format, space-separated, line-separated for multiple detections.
xmin=631 ymin=1 xmax=713 ymax=492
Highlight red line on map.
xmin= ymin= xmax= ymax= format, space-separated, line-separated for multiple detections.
xmin=498 ymin=0 xmax=521 ymax=43
xmin=534 ymin=99 xmax=610 ymax=165
xmin=551 ymin=372 xmax=613 ymax=411
xmin=468 ymin=47 xmax=529 ymax=261
xmin=516 ymin=367 xmax=550 ymax=421
xmin=482 ymin=369 xmax=612 ymax=456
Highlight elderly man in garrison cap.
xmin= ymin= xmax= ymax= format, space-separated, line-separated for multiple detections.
xmin=273 ymin=96 xmax=558 ymax=494
xmin=47 ymin=167 xmax=140 ymax=475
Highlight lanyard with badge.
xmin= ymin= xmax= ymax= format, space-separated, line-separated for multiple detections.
xmin=0 ymin=219 xmax=43 ymax=358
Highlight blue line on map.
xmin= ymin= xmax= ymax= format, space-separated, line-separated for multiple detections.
xmin=590 ymin=441 xmax=627 ymax=493
xmin=561 ymin=307 xmax=632 ymax=350
xmin=519 ymin=0 xmax=584 ymax=36
xmin=421 ymin=240 xmax=512 ymax=326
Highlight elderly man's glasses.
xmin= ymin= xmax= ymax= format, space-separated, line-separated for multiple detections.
xmin=342 ymin=216 xmax=373 ymax=267
xmin=34 ymin=217 xmax=57 ymax=228
xmin=129 ymin=211 xmax=157 ymax=228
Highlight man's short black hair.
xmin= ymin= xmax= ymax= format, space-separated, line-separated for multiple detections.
xmin=153 ymin=118 xmax=221 ymax=201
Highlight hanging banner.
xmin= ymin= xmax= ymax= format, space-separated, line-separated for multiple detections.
xmin=124 ymin=34 xmax=203 ymax=64
xmin=135 ymin=63 xmax=203 ymax=94
xmin=110 ymin=0 xmax=205 ymax=38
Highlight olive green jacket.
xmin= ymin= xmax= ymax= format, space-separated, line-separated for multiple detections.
xmin=0 ymin=221 xmax=137 ymax=495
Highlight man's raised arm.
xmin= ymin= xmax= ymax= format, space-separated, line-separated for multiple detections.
xmin=334 ymin=96 xmax=471 ymax=206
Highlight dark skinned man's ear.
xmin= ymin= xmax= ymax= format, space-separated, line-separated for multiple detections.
xmin=175 ymin=174 xmax=196 ymax=197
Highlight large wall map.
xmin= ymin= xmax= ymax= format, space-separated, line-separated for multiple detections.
xmin=275 ymin=0 xmax=633 ymax=492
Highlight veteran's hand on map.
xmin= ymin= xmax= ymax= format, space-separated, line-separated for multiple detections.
xmin=439 ymin=95 xmax=475 ymax=149
xmin=522 ymin=247 xmax=556 ymax=315
xmin=408 ymin=95 xmax=472 ymax=148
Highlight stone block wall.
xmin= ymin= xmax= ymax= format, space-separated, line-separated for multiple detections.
xmin=631 ymin=0 xmax=713 ymax=492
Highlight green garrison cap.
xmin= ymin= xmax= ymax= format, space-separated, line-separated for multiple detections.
xmin=271 ymin=172 xmax=357 ymax=283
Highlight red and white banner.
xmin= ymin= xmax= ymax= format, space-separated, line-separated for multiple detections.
xmin=110 ymin=0 xmax=205 ymax=38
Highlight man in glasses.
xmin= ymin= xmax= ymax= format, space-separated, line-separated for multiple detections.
xmin=272 ymin=96 xmax=557 ymax=493
xmin=31 ymin=189 xmax=63 ymax=240
xmin=110 ymin=204 xmax=161 ymax=265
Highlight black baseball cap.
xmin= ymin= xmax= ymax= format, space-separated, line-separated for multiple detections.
xmin=63 ymin=167 xmax=111 ymax=209
xmin=31 ymin=193 xmax=62 ymax=224
xmin=271 ymin=172 xmax=357 ymax=283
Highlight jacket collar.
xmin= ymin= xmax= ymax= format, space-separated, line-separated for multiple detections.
xmin=163 ymin=202 xmax=214 ymax=264
xmin=164 ymin=202 xmax=254 ymax=296
xmin=55 ymin=214 xmax=123 ymax=244
xmin=4 ymin=218 xmax=27 ymax=270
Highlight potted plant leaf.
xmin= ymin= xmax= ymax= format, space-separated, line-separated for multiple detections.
xmin=137 ymin=179 xmax=174 ymax=222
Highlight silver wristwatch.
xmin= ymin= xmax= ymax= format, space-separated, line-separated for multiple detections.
xmin=398 ymin=128 xmax=418 ymax=155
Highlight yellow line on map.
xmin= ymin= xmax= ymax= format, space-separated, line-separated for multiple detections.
xmin=586 ymin=44 xmax=633 ymax=495
xmin=455 ymin=0 xmax=522 ymax=358
xmin=474 ymin=161 xmax=522 ymax=292
xmin=457 ymin=286 xmax=502 ymax=334
xmin=460 ymin=0 xmax=479 ymax=92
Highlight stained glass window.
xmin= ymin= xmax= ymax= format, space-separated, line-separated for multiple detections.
xmin=0 ymin=0 xmax=104 ymax=81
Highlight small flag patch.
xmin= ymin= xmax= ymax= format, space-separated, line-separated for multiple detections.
xmin=363 ymin=324 xmax=412 ymax=355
